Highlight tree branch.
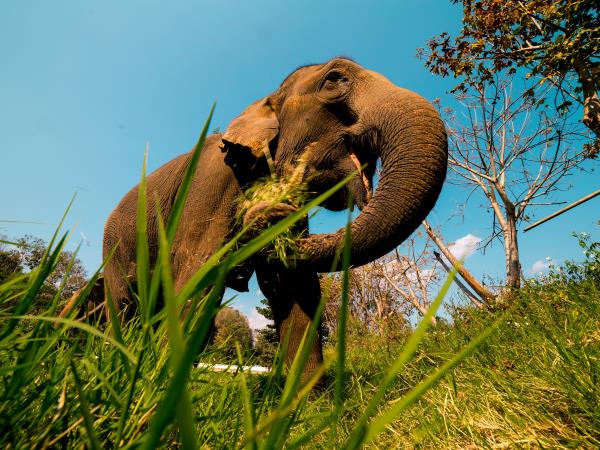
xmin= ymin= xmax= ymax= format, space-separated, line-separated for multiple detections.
xmin=383 ymin=270 xmax=436 ymax=325
xmin=422 ymin=220 xmax=496 ymax=302
xmin=434 ymin=251 xmax=484 ymax=308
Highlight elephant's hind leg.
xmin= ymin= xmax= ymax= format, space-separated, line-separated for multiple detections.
xmin=256 ymin=265 xmax=324 ymax=384
xmin=103 ymin=259 xmax=134 ymax=320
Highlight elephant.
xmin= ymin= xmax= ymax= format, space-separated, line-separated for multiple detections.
xmin=101 ymin=57 xmax=447 ymax=380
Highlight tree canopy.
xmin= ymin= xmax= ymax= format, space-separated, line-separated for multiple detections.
xmin=0 ymin=235 xmax=87 ymax=313
xmin=253 ymin=298 xmax=279 ymax=365
xmin=421 ymin=0 xmax=599 ymax=145
xmin=213 ymin=307 xmax=253 ymax=359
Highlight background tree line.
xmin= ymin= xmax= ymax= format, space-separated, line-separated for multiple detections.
xmin=0 ymin=235 xmax=87 ymax=315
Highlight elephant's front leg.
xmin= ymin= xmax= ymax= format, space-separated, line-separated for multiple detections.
xmin=173 ymin=255 xmax=225 ymax=345
xmin=256 ymin=264 xmax=323 ymax=384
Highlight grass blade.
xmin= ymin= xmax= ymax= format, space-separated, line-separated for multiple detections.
xmin=136 ymin=145 xmax=151 ymax=321
xmin=81 ymin=359 xmax=124 ymax=408
xmin=238 ymin=346 xmax=258 ymax=450
xmin=156 ymin=203 xmax=198 ymax=450
xmin=343 ymin=265 xmax=458 ymax=449
xmin=335 ymin=202 xmax=353 ymax=413
xmin=363 ymin=311 xmax=506 ymax=444
xmin=70 ymin=361 xmax=102 ymax=450
xmin=259 ymin=298 xmax=326 ymax=448
xmin=239 ymin=359 xmax=331 ymax=448
xmin=115 ymin=348 xmax=145 ymax=447
xmin=39 ymin=193 xmax=77 ymax=270
xmin=141 ymin=265 xmax=228 ymax=450
xmin=19 ymin=315 xmax=136 ymax=363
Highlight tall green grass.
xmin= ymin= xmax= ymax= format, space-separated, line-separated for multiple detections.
xmin=2 ymin=109 xmax=595 ymax=448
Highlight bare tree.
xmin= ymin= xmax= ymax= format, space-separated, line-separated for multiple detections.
xmin=321 ymin=260 xmax=410 ymax=338
xmin=381 ymin=234 xmax=443 ymax=326
xmin=322 ymin=231 xmax=445 ymax=336
xmin=442 ymin=77 xmax=589 ymax=290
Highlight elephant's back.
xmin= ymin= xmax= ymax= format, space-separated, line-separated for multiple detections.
xmin=102 ymin=134 xmax=224 ymax=262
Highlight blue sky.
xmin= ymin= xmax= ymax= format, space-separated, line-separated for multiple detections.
xmin=1 ymin=1 xmax=598 ymax=326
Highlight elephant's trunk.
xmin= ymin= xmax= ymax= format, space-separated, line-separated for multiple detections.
xmin=297 ymin=87 xmax=448 ymax=271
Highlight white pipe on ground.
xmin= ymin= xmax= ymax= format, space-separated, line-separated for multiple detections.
xmin=197 ymin=363 xmax=271 ymax=374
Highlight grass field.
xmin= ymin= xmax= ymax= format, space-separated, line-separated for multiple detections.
xmin=1 ymin=116 xmax=598 ymax=448
xmin=2 ymin=230 xmax=598 ymax=449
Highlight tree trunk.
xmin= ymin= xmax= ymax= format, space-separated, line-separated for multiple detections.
xmin=503 ymin=211 xmax=521 ymax=290
xmin=573 ymin=59 xmax=600 ymax=140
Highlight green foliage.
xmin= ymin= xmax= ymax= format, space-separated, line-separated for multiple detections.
xmin=561 ymin=231 xmax=600 ymax=282
xmin=421 ymin=0 xmax=598 ymax=92
xmin=420 ymin=0 xmax=600 ymax=143
xmin=255 ymin=297 xmax=274 ymax=323
xmin=1 ymin=224 xmax=597 ymax=449
xmin=0 ymin=244 xmax=21 ymax=283
xmin=0 ymin=234 xmax=87 ymax=314
xmin=213 ymin=307 xmax=253 ymax=360
xmin=329 ymin=272 xmax=599 ymax=448
xmin=253 ymin=298 xmax=279 ymax=366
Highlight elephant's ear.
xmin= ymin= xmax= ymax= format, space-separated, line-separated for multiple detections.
xmin=221 ymin=96 xmax=279 ymax=161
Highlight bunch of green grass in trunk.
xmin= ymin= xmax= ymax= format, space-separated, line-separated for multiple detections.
xmin=237 ymin=158 xmax=309 ymax=267
xmin=0 ymin=107 xmax=500 ymax=449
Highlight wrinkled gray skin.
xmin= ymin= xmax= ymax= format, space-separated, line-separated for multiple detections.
xmin=103 ymin=58 xmax=447 ymax=379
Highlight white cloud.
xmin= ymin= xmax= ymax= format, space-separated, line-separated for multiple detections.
xmin=530 ymin=257 xmax=552 ymax=274
xmin=448 ymin=234 xmax=481 ymax=260
xmin=246 ymin=307 xmax=273 ymax=330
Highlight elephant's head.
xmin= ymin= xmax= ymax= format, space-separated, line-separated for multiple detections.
xmin=221 ymin=57 xmax=447 ymax=271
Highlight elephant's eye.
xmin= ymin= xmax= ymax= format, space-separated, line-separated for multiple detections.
xmin=322 ymin=71 xmax=348 ymax=89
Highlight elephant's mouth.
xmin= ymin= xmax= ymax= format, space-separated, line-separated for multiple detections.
xmin=303 ymin=137 xmax=377 ymax=212
xmin=347 ymin=140 xmax=377 ymax=210
xmin=350 ymin=149 xmax=373 ymax=205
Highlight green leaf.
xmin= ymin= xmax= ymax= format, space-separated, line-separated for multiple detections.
xmin=136 ymin=145 xmax=151 ymax=321
xmin=18 ymin=315 xmax=137 ymax=364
